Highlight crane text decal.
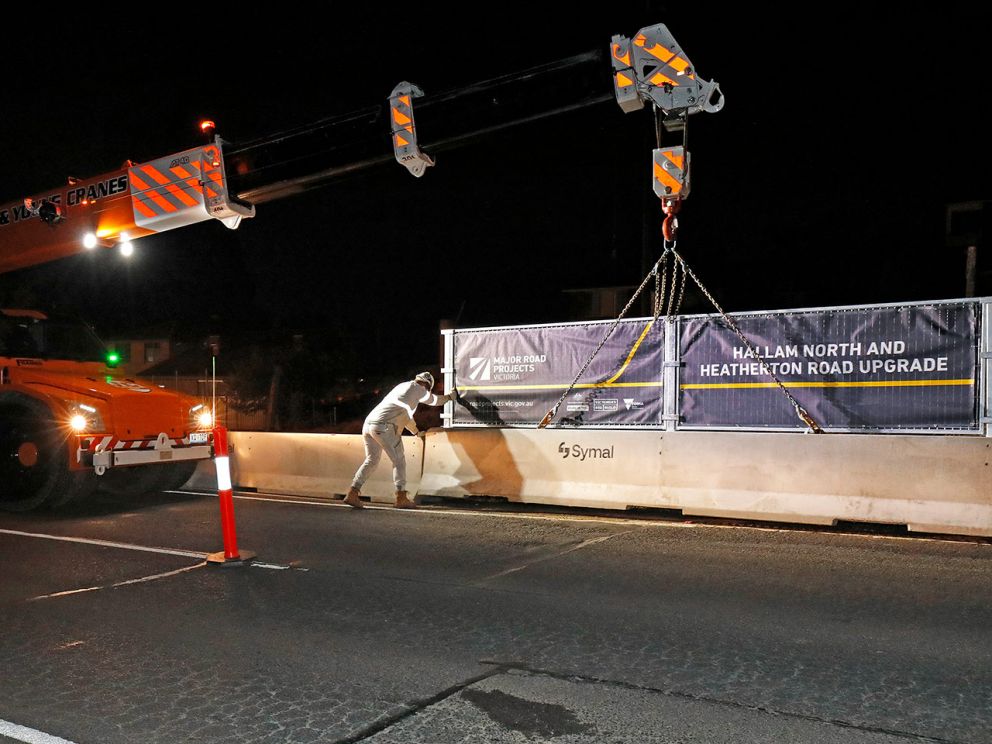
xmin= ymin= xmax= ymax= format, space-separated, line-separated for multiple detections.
xmin=66 ymin=176 xmax=129 ymax=207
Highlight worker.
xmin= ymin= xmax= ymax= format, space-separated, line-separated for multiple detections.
xmin=345 ymin=372 xmax=456 ymax=509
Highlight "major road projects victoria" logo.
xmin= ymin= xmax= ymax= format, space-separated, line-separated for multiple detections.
xmin=468 ymin=354 xmax=548 ymax=383
xmin=468 ymin=357 xmax=491 ymax=381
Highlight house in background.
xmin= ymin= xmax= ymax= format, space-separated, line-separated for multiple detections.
xmin=106 ymin=323 xmax=174 ymax=376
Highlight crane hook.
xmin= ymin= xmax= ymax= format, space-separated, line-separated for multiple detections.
xmin=661 ymin=198 xmax=681 ymax=242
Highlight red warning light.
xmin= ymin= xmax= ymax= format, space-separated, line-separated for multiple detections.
xmin=200 ymin=120 xmax=216 ymax=139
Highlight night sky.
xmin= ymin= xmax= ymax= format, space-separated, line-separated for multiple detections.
xmin=1 ymin=6 xmax=988 ymax=376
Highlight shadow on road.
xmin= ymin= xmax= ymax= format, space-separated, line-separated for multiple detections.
xmin=29 ymin=488 xmax=210 ymax=521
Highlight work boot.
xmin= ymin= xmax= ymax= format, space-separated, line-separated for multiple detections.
xmin=394 ymin=490 xmax=417 ymax=509
xmin=343 ymin=487 xmax=364 ymax=509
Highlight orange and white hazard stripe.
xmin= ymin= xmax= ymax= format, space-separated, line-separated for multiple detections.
xmin=83 ymin=435 xmax=186 ymax=452
xmin=129 ymin=146 xmax=211 ymax=232
xmin=653 ymin=147 xmax=690 ymax=200
xmin=389 ymin=82 xmax=434 ymax=177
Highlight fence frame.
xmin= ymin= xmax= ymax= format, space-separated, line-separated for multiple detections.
xmin=444 ymin=296 xmax=989 ymax=435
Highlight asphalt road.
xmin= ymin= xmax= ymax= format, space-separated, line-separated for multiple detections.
xmin=0 ymin=488 xmax=989 ymax=744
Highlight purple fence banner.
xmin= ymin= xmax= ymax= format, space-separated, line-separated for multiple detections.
xmin=680 ymin=302 xmax=980 ymax=430
xmin=453 ymin=319 xmax=664 ymax=427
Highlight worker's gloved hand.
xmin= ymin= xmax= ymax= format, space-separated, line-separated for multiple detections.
xmin=448 ymin=388 xmax=460 ymax=402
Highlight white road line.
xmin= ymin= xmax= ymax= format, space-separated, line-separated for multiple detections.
xmin=0 ymin=719 xmax=78 ymax=744
xmin=28 ymin=562 xmax=207 ymax=601
xmin=481 ymin=533 xmax=629 ymax=581
xmin=0 ymin=529 xmax=208 ymax=559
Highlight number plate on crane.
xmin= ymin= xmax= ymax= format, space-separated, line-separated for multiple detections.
xmin=189 ymin=432 xmax=209 ymax=444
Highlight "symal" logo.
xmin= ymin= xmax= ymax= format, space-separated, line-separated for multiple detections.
xmin=558 ymin=442 xmax=615 ymax=461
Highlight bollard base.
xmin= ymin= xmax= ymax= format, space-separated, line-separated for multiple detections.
xmin=206 ymin=550 xmax=256 ymax=567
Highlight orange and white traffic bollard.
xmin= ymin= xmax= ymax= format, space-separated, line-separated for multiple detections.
xmin=206 ymin=425 xmax=255 ymax=565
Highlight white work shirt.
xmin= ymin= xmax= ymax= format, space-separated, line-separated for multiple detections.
xmin=365 ymin=381 xmax=444 ymax=431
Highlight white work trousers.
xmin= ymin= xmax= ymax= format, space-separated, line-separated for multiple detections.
xmin=352 ymin=422 xmax=407 ymax=491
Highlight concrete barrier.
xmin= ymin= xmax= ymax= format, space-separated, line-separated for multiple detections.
xmin=182 ymin=428 xmax=991 ymax=536
xmin=420 ymin=429 xmax=992 ymax=536
xmin=186 ymin=432 xmax=422 ymax=504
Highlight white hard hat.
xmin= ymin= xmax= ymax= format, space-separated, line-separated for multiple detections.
xmin=415 ymin=371 xmax=435 ymax=389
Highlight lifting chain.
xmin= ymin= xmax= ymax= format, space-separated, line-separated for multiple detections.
xmin=539 ymin=106 xmax=819 ymax=431
xmin=653 ymin=252 xmax=669 ymax=320
xmin=665 ymin=250 xmax=687 ymax=320
xmin=670 ymin=249 xmax=823 ymax=433
xmin=651 ymin=249 xmax=687 ymax=323
xmin=537 ymin=244 xmax=820 ymax=432
xmin=538 ymin=247 xmax=673 ymax=428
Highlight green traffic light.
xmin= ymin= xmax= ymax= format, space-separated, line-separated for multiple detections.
xmin=106 ymin=352 xmax=120 ymax=367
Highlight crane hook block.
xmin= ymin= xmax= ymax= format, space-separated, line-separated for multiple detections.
xmin=389 ymin=82 xmax=435 ymax=178
xmin=611 ymin=24 xmax=724 ymax=119
xmin=653 ymin=147 xmax=690 ymax=201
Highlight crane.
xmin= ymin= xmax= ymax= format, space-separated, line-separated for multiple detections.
xmin=0 ymin=23 xmax=721 ymax=511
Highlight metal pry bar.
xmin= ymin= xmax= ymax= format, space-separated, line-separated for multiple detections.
xmin=389 ymin=82 xmax=435 ymax=177
xmin=611 ymin=24 xmax=724 ymax=121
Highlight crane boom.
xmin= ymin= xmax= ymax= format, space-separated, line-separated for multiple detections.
xmin=0 ymin=24 xmax=720 ymax=275
xmin=0 ymin=22 xmax=721 ymax=512
xmin=224 ymin=51 xmax=611 ymax=204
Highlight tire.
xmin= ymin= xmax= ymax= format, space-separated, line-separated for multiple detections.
xmin=97 ymin=465 xmax=167 ymax=497
xmin=0 ymin=394 xmax=81 ymax=511
xmin=47 ymin=470 xmax=100 ymax=509
xmin=98 ymin=460 xmax=199 ymax=497
xmin=152 ymin=460 xmax=199 ymax=492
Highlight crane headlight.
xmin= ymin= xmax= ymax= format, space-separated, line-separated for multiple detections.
xmin=68 ymin=403 xmax=105 ymax=433
xmin=191 ymin=404 xmax=213 ymax=429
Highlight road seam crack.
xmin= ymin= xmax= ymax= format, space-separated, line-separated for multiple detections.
xmin=334 ymin=665 xmax=508 ymax=743
xmin=479 ymin=660 xmax=963 ymax=744
xmin=478 ymin=531 xmax=631 ymax=582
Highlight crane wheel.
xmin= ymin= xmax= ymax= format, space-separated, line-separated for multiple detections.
xmin=0 ymin=394 xmax=83 ymax=512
